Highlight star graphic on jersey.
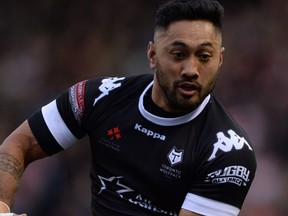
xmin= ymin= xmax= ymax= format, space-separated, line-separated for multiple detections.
xmin=97 ymin=175 xmax=134 ymax=198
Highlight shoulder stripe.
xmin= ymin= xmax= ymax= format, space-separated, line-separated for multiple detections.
xmin=182 ymin=193 xmax=240 ymax=216
xmin=41 ymin=100 xmax=78 ymax=149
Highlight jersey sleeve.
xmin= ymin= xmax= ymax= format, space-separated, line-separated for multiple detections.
xmin=182 ymin=124 xmax=256 ymax=215
xmin=28 ymin=76 xmax=128 ymax=156
xmin=28 ymin=80 xmax=89 ymax=155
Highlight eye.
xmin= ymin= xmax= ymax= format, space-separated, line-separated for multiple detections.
xmin=171 ymin=51 xmax=185 ymax=60
xmin=199 ymin=53 xmax=211 ymax=62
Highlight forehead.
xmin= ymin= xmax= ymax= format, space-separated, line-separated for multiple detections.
xmin=154 ymin=20 xmax=222 ymax=48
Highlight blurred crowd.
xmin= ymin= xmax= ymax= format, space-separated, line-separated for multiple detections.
xmin=0 ymin=0 xmax=288 ymax=215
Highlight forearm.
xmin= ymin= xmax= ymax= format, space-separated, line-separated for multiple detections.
xmin=0 ymin=120 xmax=46 ymax=212
xmin=0 ymin=152 xmax=24 ymax=210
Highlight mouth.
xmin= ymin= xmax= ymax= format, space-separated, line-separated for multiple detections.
xmin=177 ymin=82 xmax=200 ymax=96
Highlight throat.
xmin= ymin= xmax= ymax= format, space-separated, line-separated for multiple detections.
xmin=144 ymin=88 xmax=189 ymax=118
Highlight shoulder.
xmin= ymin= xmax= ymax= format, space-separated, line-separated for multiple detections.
xmin=196 ymin=95 xmax=256 ymax=174
xmin=68 ymin=74 xmax=153 ymax=107
xmin=85 ymin=74 xmax=153 ymax=90
xmin=205 ymin=96 xmax=248 ymax=136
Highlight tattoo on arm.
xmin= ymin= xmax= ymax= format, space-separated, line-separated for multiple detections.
xmin=0 ymin=153 xmax=23 ymax=184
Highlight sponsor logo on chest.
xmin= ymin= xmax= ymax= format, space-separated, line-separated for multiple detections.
xmin=160 ymin=146 xmax=185 ymax=179
xmin=99 ymin=126 xmax=122 ymax=151
xmin=134 ymin=123 xmax=166 ymax=141
xmin=97 ymin=175 xmax=177 ymax=216
xmin=167 ymin=146 xmax=184 ymax=166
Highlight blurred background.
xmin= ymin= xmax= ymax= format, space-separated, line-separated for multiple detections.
xmin=0 ymin=0 xmax=288 ymax=215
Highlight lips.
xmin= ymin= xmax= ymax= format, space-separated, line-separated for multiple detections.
xmin=177 ymin=82 xmax=200 ymax=96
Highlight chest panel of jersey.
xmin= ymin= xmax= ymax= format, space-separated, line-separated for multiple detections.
xmin=85 ymin=93 xmax=203 ymax=214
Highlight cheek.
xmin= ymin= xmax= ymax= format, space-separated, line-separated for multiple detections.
xmin=156 ymin=53 xmax=184 ymax=80
xmin=204 ymin=62 xmax=220 ymax=76
xmin=198 ymin=64 xmax=219 ymax=84
xmin=204 ymin=67 xmax=219 ymax=86
xmin=161 ymin=61 xmax=181 ymax=77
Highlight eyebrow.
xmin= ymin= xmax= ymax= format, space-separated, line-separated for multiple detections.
xmin=199 ymin=41 xmax=214 ymax=47
xmin=170 ymin=40 xmax=215 ymax=49
xmin=170 ymin=40 xmax=188 ymax=47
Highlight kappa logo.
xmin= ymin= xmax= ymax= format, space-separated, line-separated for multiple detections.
xmin=208 ymin=129 xmax=253 ymax=161
xmin=134 ymin=123 xmax=166 ymax=141
xmin=93 ymin=77 xmax=125 ymax=106
xmin=167 ymin=146 xmax=184 ymax=166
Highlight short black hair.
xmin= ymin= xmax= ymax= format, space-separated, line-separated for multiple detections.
xmin=154 ymin=0 xmax=224 ymax=32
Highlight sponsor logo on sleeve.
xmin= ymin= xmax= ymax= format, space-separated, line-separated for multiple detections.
xmin=93 ymin=77 xmax=125 ymax=106
xmin=69 ymin=81 xmax=86 ymax=122
xmin=205 ymin=165 xmax=251 ymax=186
xmin=208 ymin=129 xmax=253 ymax=161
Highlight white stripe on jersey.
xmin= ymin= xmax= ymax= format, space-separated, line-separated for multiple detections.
xmin=42 ymin=100 xmax=78 ymax=149
xmin=182 ymin=193 xmax=240 ymax=216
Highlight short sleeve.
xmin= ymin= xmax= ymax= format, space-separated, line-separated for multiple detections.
xmin=182 ymin=128 xmax=256 ymax=215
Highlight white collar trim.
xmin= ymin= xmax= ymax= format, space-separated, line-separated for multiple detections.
xmin=138 ymin=81 xmax=210 ymax=126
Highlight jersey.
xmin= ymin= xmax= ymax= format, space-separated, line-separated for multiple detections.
xmin=28 ymin=74 xmax=256 ymax=216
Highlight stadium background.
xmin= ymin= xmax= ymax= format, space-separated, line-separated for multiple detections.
xmin=0 ymin=0 xmax=287 ymax=215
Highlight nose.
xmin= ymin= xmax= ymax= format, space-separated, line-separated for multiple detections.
xmin=181 ymin=57 xmax=199 ymax=80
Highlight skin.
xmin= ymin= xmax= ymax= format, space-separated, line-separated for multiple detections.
xmin=0 ymin=20 xmax=224 ymax=216
xmin=147 ymin=20 xmax=225 ymax=215
xmin=148 ymin=20 xmax=224 ymax=114
xmin=0 ymin=121 xmax=46 ymax=215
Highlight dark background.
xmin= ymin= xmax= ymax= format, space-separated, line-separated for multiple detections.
xmin=0 ymin=0 xmax=288 ymax=215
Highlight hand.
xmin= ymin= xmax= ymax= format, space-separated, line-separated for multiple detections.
xmin=0 ymin=213 xmax=27 ymax=216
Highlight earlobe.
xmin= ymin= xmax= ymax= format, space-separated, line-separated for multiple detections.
xmin=147 ymin=41 xmax=156 ymax=69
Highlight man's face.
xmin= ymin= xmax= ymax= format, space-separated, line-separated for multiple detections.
xmin=147 ymin=20 xmax=224 ymax=113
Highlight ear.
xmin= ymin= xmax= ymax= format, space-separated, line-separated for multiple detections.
xmin=147 ymin=41 xmax=156 ymax=70
xmin=219 ymin=46 xmax=225 ymax=67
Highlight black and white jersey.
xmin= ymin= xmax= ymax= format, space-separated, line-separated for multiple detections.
xmin=28 ymin=74 xmax=256 ymax=216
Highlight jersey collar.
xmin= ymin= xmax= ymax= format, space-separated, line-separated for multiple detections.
xmin=138 ymin=81 xmax=210 ymax=126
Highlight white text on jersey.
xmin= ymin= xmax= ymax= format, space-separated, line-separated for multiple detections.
xmin=206 ymin=165 xmax=250 ymax=186
xmin=134 ymin=123 xmax=166 ymax=141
